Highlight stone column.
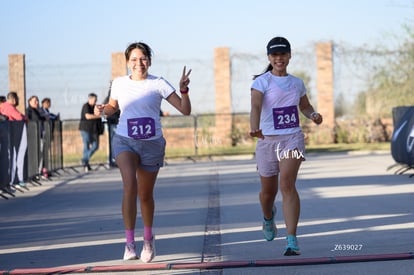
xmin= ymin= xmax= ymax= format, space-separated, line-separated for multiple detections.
xmin=214 ymin=48 xmax=232 ymax=146
xmin=111 ymin=52 xmax=127 ymax=80
xmin=106 ymin=52 xmax=127 ymax=160
xmin=316 ymin=42 xmax=335 ymax=143
xmin=8 ymin=54 xmax=26 ymax=114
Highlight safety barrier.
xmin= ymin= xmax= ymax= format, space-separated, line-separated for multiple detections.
xmin=390 ymin=106 xmax=414 ymax=173
xmin=0 ymin=121 xmax=27 ymax=190
xmin=0 ymin=120 xmax=63 ymax=191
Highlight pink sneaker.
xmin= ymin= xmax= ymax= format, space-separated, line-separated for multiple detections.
xmin=123 ymin=242 xmax=138 ymax=260
xmin=140 ymin=236 xmax=156 ymax=263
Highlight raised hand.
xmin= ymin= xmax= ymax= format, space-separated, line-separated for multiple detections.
xmin=179 ymin=66 xmax=192 ymax=92
xmin=94 ymin=104 xmax=105 ymax=116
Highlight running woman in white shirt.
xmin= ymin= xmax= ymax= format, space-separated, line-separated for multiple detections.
xmin=95 ymin=42 xmax=192 ymax=262
xmin=250 ymin=37 xmax=323 ymax=256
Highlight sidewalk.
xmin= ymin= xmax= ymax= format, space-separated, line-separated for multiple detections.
xmin=0 ymin=152 xmax=413 ymax=274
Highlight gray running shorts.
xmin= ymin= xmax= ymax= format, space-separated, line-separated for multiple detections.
xmin=112 ymin=134 xmax=166 ymax=172
xmin=255 ymin=131 xmax=305 ymax=177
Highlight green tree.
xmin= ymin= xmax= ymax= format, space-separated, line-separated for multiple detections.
xmin=353 ymin=91 xmax=367 ymax=116
xmin=335 ymin=92 xmax=348 ymax=118
xmin=362 ymin=24 xmax=414 ymax=118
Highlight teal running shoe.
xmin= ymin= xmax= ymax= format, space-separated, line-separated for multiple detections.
xmin=262 ymin=206 xmax=277 ymax=241
xmin=284 ymin=235 xmax=301 ymax=256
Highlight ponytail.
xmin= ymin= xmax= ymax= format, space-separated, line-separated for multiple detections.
xmin=253 ymin=64 xmax=273 ymax=80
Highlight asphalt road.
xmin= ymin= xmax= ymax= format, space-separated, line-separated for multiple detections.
xmin=0 ymin=151 xmax=413 ymax=274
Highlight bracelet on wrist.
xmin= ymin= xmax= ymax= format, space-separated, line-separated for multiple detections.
xmin=310 ymin=112 xmax=317 ymax=118
xmin=180 ymin=87 xmax=189 ymax=94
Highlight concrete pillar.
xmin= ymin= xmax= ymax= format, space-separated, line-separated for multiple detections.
xmin=316 ymin=42 xmax=335 ymax=142
xmin=8 ymin=54 xmax=26 ymax=114
xmin=214 ymin=48 xmax=232 ymax=145
xmin=111 ymin=52 xmax=127 ymax=79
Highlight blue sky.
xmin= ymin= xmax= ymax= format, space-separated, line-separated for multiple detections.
xmin=1 ymin=0 xmax=412 ymax=65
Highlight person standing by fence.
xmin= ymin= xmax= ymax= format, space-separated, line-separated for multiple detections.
xmin=1 ymin=92 xmax=27 ymax=191
xmin=250 ymin=36 xmax=323 ymax=256
xmin=79 ymin=93 xmax=103 ymax=172
xmin=102 ymin=81 xmax=120 ymax=168
xmin=26 ymin=95 xmax=49 ymax=178
xmin=41 ymin=97 xmax=59 ymax=121
xmin=0 ymin=92 xmax=26 ymax=121
xmin=27 ymin=96 xmax=48 ymax=122
xmin=95 ymin=42 xmax=192 ymax=263
xmin=0 ymin=96 xmax=8 ymax=121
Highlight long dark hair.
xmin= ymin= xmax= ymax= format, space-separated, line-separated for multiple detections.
xmin=253 ymin=64 xmax=273 ymax=80
xmin=124 ymin=42 xmax=153 ymax=62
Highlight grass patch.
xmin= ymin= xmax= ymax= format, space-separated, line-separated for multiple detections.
xmin=306 ymin=142 xmax=390 ymax=153
xmin=166 ymin=144 xmax=256 ymax=158
xmin=63 ymin=150 xmax=108 ymax=166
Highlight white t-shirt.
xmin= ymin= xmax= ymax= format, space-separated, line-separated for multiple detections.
xmin=111 ymin=74 xmax=175 ymax=140
xmin=251 ymin=72 xmax=306 ymax=135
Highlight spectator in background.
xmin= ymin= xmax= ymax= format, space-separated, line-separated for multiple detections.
xmin=1 ymin=92 xmax=27 ymax=190
xmin=0 ymin=96 xmax=8 ymax=120
xmin=79 ymin=93 xmax=102 ymax=172
xmin=27 ymin=95 xmax=49 ymax=178
xmin=0 ymin=92 xmax=26 ymax=121
xmin=27 ymin=95 xmax=48 ymax=122
xmin=103 ymin=81 xmax=120 ymax=168
xmin=0 ymin=96 xmax=9 ymax=189
xmin=41 ymin=97 xmax=59 ymax=121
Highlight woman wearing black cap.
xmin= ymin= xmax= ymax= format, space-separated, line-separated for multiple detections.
xmin=250 ymin=36 xmax=323 ymax=256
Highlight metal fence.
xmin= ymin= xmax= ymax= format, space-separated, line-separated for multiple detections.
xmin=0 ymin=120 xmax=63 ymax=194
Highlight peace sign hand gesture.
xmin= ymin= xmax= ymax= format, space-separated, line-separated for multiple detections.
xmin=179 ymin=66 xmax=192 ymax=93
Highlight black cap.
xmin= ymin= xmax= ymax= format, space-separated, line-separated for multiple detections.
xmin=267 ymin=37 xmax=291 ymax=54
